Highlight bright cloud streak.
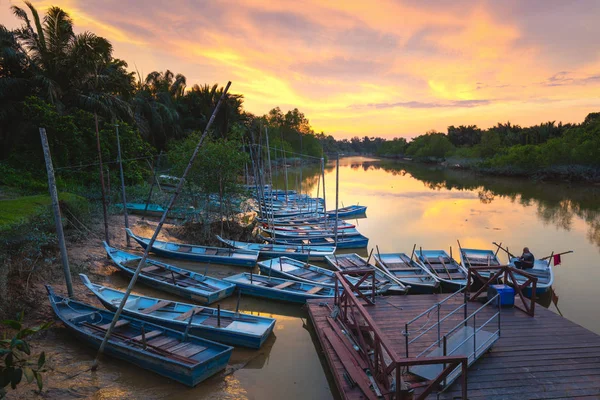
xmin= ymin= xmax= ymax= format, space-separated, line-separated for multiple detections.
xmin=3 ymin=0 xmax=600 ymax=139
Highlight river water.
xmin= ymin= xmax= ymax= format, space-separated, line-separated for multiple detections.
xmin=28 ymin=156 xmax=600 ymax=399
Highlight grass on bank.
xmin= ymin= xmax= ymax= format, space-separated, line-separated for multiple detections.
xmin=0 ymin=192 xmax=87 ymax=232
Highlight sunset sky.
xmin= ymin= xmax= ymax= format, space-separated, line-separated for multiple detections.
xmin=3 ymin=0 xmax=600 ymax=139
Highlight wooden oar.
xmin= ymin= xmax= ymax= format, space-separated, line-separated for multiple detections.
xmin=457 ymin=240 xmax=473 ymax=270
xmin=438 ymin=256 xmax=452 ymax=280
xmin=137 ymin=265 xmax=219 ymax=291
xmin=492 ymin=242 xmax=515 ymax=258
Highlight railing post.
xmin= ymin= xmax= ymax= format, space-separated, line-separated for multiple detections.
xmin=498 ymin=294 xmax=501 ymax=337
xmin=443 ymin=335 xmax=448 ymax=387
xmin=335 ymin=276 xmax=339 ymax=306
xmin=405 ymin=323 xmax=409 ymax=358
xmin=461 ymin=359 xmax=468 ymax=399
xmin=437 ymin=303 xmax=441 ymax=346
xmin=464 ymin=289 xmax=468 ymax=327
xmin=473 ymin=311 xmax=477 ymax=358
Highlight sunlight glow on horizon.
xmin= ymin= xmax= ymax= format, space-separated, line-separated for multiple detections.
xmin=3 ymin=0 xmax=600 ymax=139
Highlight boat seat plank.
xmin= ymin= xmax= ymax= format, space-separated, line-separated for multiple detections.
xmin=274 ymin=281 xmax=296 ymax=290
xmin=140 ymin=300 xmax=173 ymax=314
xmin=142 ymin=265 xmax=162 ymax=273
xmin=175 ymin=343 xmax=208 ymax=358
xmin=148 ymin=336 xmax=177 ymax=347
xmin=306 ymin=286 xmax=324 ymax=294
xmin=174 ymin=307 xmax=205 ymax=321
xmin=132 ymin=329 xmax=163 ymax=341
xmin=99 ymin=319 xmax=129 ymax=330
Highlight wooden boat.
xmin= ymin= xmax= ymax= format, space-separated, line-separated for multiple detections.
xmin=259 ymin=233 xmax=369 ymax=249
xmin=375 ymin=252 xmax=440 ymax=294
xmin=104 ymin=242 xmax=235 ymax=304
xmin=117 ymin=202 xmax=166 ymax=217
xmin=260 ymin=220 xmax=355 ymax=232
xmin=80 ymin=275 xmax=275 ymax=349
xmin=216 ymin=236 xmax=335 ymax=261
xmin=508 ymin=257 xmax=554 ymax=295
xmin=459 ymin=248 xmax=502 ymax=269
xmin=415 ymin=249 xmax=469 ymax=292
xmin=326 ymin=205 xmax=367 ymax=218
xmin=46 ymin=286 xmax=232 ymax=386
xmin=260 ymin=227 xmax=361 ymax=240
xmin=324 ymin=253 xmax=406 ymax=294
xmin=126 ymin=228 xmax=259 ymax=267
xmin=223 ymin=273 xmax=337 ymax=304
xmin=257 ymin=257 xmax=358 ymax=288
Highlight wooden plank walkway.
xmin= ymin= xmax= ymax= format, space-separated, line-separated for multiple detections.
xmin=307 ymin=294 xmax=600 ymax=399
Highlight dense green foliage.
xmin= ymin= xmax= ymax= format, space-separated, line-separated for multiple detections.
xmin=0 ymin=313 xmax=51 ymax=398
xmin=0 ymin=3 xmax=327 ymax=192
xmin=321 ymin=115 xmax=600 ymax=180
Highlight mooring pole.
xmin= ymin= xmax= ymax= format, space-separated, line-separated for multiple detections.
xmin=334 ymin=153 xmax=339 ymax=245
xmin=95 ymin=113 xmax=110 ymax=245
xmin=143 ymin=151 xmax=161 ymax=220
xmin=39 ymin=128 xmax=74 ymax=298
xmin=92 ymin=81 xmax=232 ymax=370
xmin=115 ymin=123 xmax=131 ymax=247
xmin=321 ymin=157 xmax=327 ymax=228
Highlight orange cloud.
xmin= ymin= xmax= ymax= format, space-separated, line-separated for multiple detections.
xmin=3 ymin=0 xmax=600 ymax=138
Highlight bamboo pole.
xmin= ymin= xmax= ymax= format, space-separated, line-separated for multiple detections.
xmin=39 ymin=128 xmax=74 ymax=298
xmin=115 ymin=123 xmax=131 ymax=247
xmin=321 ymin=157 xmax=327 ymax=228
xmin=92 ymin=81 xmax=232 ymax=370
xmin=143 ymin=151 xmax=161 ymax=220
xmin=334 ymin=154 xmax=339 ymax=245
xmin=95 ymin=113 xmax=110 ymax=245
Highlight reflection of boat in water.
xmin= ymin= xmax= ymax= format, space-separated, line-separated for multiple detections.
xmin=238 ymin=332 xmax=278 ymax=370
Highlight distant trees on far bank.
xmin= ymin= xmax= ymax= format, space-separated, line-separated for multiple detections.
xmin=321 ymin=115 xmax=600 ymax=177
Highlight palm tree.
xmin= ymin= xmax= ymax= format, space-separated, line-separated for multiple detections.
xmin=132 ymin=70 xmax=185 ymax=149
xmin=180 ymin=83 xmax=244 ymax=138
xmin=10 ymin=2 xmax=133 ymax=118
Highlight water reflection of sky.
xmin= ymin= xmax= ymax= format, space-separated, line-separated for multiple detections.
xmin=274 ymin=156 xmax=600 ymax=335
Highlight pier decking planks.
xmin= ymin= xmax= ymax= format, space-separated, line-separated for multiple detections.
xmin=307 ymin=294 xmax=600 ymax=399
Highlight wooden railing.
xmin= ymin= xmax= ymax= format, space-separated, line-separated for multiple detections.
xmin=466 ymin=265 xmax=538 ymax=317
xmin=333 ymin=271 xmax=468 ymax=399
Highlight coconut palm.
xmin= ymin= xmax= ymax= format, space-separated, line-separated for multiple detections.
xmin=10 ymin=2 xmax=133 ymax=118
xmin=132 ymin=70 xmax=186 ymax=149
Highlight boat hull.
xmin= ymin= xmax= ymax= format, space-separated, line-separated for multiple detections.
xmin=47 ymin=289 xmax=232 ymax=386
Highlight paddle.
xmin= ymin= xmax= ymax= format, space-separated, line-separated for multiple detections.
xmin=492 ymin=242 xmax=515 ymax=259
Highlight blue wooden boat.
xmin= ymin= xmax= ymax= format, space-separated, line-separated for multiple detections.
xmin=80 ymin=275 xmax=275 ymax=349
xmin=261 ymin=220 xmax=355 ymax=232
xmin=216 ymin=236 xmax=335 ymax=261
xmin=460 ymin=247 xmax=553 ymax=295
xmin=416 ymin=249 xmax=469 ymax=292
xmin=223 ymin=273 xmax=336 ymax=303
xmin=324 ymin=253 xmax=406 ymax=294
xmin=508 ymin=257 xmax=554 ymax=295
xmin=259 ymin=233 xmax=369 ymax=249
xmin=257 ymin=257 xmax=356 ymax=287
xmin=104 ymin=242 xmax=235 ymax=304
xmin=126 ymin=229 xmax=259 ymax=267
xmin=260 ymin=227 xmax=361 ymax=240
xmin=459 ymin=248 xmax=502 ymax=269
xmin=116 ymin=202 xmax=166 ymax=217
xmin=374 ymin=253 xmax=440 ymax=294
xmin=326 ymin=205 xmax=367 ymax=218
xmin=46 ymin=286 xmax=232 ymax=386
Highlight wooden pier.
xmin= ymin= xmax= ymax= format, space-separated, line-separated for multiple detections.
xmin=308 ymin=293 xmax=600 ymax=399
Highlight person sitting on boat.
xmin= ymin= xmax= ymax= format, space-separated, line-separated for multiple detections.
xmin=514 ymin=247 xmax=535 ymax=269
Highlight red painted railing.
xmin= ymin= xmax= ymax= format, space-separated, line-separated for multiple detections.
xmin=466 ymin=265 xmax=538 ymax=316
xmin=333 ymin=270 xmax=468 ymax=399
